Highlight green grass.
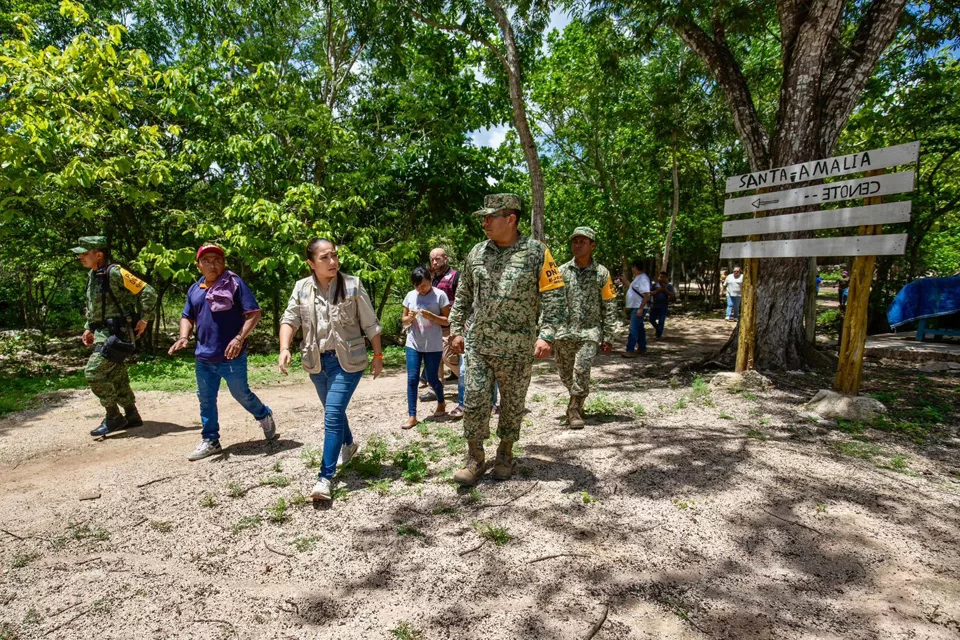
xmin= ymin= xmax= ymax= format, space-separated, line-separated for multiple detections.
xmin=389 ymin=622 xmax=424 ymax=640
xmin=149 ymin=521 xmax=173 ymax=533
xmin=232 ymin=515 xmax=262 ymax=533
xmin=347 ymin=436 xmax=388 ymax=478
xmin=463 ymin=487 xmax=483 ymax=505
xmin=392 ymin=442 xmax=429 ymax=483
xmin=474 ymin=522 xmax=513 ymax=546
xmin=11 ymin=552 xmax=39 ymax=569
xmin=690 ymin=376 xmax=710 ymax=398
xmin=262 ymin=474 xmax=290 ymax=488
xmin=367 ymin=479 xmax=391 ymax=496
xmin=267 ymin=498 xmax=289 ymax=523
xmin=69 ymin=523 xmax=110 ymax=542
xmin=300 ymin=446 xmax=323 ymax=469
xmin=199 ymin=493 xmax=217 ymax=508
xmin=290 ymin=536 xmax=317 ymax=552
xmin=745 ymin=428 xmax=768 ymax=441
xmin=228 ymin=482 xmax=247 ymax=498
xmin=581 ymin=491 xmax=599 ymax=504
xmin=530 ymin=393 xmax=547 ymax=402
xmin=719 ymin=411 xmax=733 ymax=420
xmin=129 ymin=353 xmax=306 ymax=393
xmin=376 ymin=345 xmax=406 ymax=369
xmin=582 ymin=393 xmax=645 ymax=418
xmin=0 ymin=371 xmax=85 ymax=417
xmin=396 ymin=524 xmax=423 ymax=537
xmin=831 ymin=440 xmax=883 ymax=460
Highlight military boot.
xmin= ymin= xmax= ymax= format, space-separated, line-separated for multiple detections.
xmin=453 ymin=440 xmax=485 ymax=486
xmin=124 ymin=406 xmax=144 ymax=429
xmin=492 ymin=439 xmax=516 ymax=481
xmin=90 ymin=413 xmax=128 ymax=437
xmin=567 ymin=396 xmax=584 ymax=430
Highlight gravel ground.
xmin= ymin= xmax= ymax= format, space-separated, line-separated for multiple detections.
xmin=2 ymin=318 xmax=960 ymax=640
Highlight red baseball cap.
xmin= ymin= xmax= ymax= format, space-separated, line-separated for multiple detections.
xmin=196 ymin=244 xmax=224 ymax=261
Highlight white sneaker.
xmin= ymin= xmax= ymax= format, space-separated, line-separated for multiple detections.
xmin=337 ymin=442 xmax=359 ymax=467
xmin=311 ymin=477 xmax=332 ymax=501
xmin=187 ymin=439 xmax=222 ymax=461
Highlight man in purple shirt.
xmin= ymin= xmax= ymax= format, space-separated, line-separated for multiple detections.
xmin=168 ymin=244 xmax=277 ymax=460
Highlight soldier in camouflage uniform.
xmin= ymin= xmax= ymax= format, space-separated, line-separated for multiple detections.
xmin=554 ymin=227 xmax=619 ymax=429
xmin=73 ymin=236 xmax=157 ymax=437
xmin=449 ymin=194 xmax=566 ymax=485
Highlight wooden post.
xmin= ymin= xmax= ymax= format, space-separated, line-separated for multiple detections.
xmin=834 ymin=169 xmax=885 ymax=394
xmin=735 ymin=257 xmax=758 ymax=371
xmin=804 ymin=256 xmax=818 ymax=343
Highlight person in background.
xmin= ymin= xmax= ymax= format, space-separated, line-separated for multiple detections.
xmin=622 ymin=260 xmax=650 ymax=357
xmin=169 ymin=244 xmax=276 ymax=461
xmin=554 ymin=227 xmax=618 ymax=429
xmin=648 ymin=271 xmax=676 ymax=339
xmin=723 ymin=265 xmax=744 ymax=322
xmin=73 ymin=235 xmax=157 ymax=438
xmin=420 ymin=247 xmax=460 ymax=404
xmin=402 ymin=266 xmax=450 ymax=429
xmin=278 ymin=238 xmax=384 ymax=502
xmin=839 ymin=270 xmax=850 ymax=311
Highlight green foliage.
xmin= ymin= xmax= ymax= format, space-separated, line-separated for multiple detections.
xmin=267 ymin=498 xmax=288 ymax=523
xmin=300 ymin=446 xmax=323 ymax=469
xmin=199 ymin=493 xmax=217 ymax=508
xmin=228 ymin=483 xmax=247 ymax=498
xmin=69 ymin=523 xmax=110 ymax=541
xmin=392 ymin=443 xmax=429 ymax=483
xmin=831 ymin=441 xmax=883 ymax=460
xmin=396 ymin=524 xmax=423 ymax=537
xmin=290 ymin=536 xmax=317 ymax=552
xmin=11 ymin=552 xmax=39 ymax=569
xmin=232 ymin=515 xmax=262 ymax=533
xmin=474 ymin=522 xmax=513 ymax=546
xmin=149 ymin=521 xmax=173 ymax=533
xmin=348 ymin=436 xmax=388 ymax=478
xmin=581 ymin=491 xmax=599 ymax=504
xmin=389 ymin=622 xmax=424 ymax=640
xmin=0 ymin=371 xmax=85 ymax=417
xmin=262 ymin=475 xmax=290 ymax=489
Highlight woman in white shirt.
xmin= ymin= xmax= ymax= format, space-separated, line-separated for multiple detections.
xmin=401 ymin=266 xmax=451 ymax=429
xmin=278 ymin=238 xmax=383 ymax=501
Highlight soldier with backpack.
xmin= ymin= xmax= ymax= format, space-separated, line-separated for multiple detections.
xmin=73 ymin=236 xmax=157 ymax=437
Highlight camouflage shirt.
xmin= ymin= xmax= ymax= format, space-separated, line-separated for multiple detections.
xmin=85 ymin=265 xmax=158 ymax=334
xmin=555 ymin=259 xmax=620 ymax=344
xmin=450 ymin=234 xmax=566 ymax=359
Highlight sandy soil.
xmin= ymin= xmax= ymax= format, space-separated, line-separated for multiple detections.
xmin=2 ymin=316 xmax=960 ymax=640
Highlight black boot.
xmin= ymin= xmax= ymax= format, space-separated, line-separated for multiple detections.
xmin=124 ymin=406 xmax=144 ymax=429
xmin=90 ymin=413 xmax=128 ymax=437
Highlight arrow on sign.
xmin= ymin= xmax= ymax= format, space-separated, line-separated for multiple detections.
xmin=751 ymin=198 xmax=780 ymax=209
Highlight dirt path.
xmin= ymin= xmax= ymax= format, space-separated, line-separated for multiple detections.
xmin=2 ymin=317 xmax=960 ymax=640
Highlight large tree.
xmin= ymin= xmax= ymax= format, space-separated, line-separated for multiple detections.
xmin=589 ymin=0 xmax=913 ymax=368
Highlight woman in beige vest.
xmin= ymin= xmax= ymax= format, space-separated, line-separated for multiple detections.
xmin=279 ymin=239 xmax=383 ymax=501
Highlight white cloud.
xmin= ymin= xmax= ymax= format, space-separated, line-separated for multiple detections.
xmin=470 ymin=124 xmax=510 ymax=149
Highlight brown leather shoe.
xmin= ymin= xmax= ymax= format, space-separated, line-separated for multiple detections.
xmin=402 ymin=416 xmax=418 ymax=430
xmin=568 ymin=397 xmax=585 ymax=430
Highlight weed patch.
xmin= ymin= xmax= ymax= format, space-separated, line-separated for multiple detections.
xmin=393 ymin=443 xmax=429 ymax=483
xmin=290 ymin=536 xmax=317 ymax=552
xmin=832 ymin=440 xmax=883 ymax=460
xmin=348 ymin=436 xmax=388 ymax=478
xmin=474 ymin=522 xmax=513 ymax=546
xmin=232 ymin=515 xmax=262 ymax=533
xmin=267 ymin=498 xmax=289 ymax=523
xmin=396 ymin=525 xmax=423 ymax=537
xmin=389 ymin=622 xmax=424 ymax=640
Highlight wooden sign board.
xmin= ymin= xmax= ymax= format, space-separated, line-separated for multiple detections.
xmin=724 ymin=171 xmax=915 ymax=215
xmin=722 ymin=202 xmax=912 ymax=237
xmin=720 ymin=234 xmax=908 ymax=259
xmin=725 ymin=141 xmax=920 ymax=193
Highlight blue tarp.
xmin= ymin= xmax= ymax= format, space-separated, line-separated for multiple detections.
xmin=886 ymin=275 xmax=960 ymax=328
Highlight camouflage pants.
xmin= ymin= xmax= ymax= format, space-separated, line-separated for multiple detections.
xmin=85 ymin=340 xmax=136 ymax=416
xmin=463 ymin=346 xmax=533 ymax=443
xmin=554 ymin=339 xmax=598 ymax=398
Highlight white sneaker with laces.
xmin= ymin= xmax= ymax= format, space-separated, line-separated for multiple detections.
xmin=311 ymin=477 xmax=332 ymax=501
xmin=337 ymin=442 xmax=359 ymax=467
xmin=187 ymin=439 xmax=222 ymax=461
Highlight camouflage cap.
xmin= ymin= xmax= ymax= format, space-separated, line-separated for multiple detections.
xmin=71 ymin=236 xmax=107 ymax=254
xmin=473 ymin=193 xmax=522 ymax=216
xmin=569 ymin=226 xmax=597 ymax=242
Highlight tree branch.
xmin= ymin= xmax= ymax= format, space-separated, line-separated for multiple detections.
xmin=821 ymin=0 xmax=909 ymax=149
xmin=409 ymin=8 xmax=510 ymax=73
xmin=672 ymin=16 xmax=770 ymax=169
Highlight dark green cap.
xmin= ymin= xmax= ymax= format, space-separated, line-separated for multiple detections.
xmin=71 ymin=236 xmax=107 ymax=254
xmin=570 ymin=226 xmax=597 ymax=242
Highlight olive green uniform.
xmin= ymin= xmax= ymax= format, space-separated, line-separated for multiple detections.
xmin=450 ymin=235 xmax=566 ymax=442
xmin=554 ymin=259 xmax=619 ymax=398
xmin=84 ymin=265 xmax=157 ymax=417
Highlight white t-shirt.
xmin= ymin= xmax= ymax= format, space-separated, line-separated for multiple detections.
xmin=724 ymin=273 xmax=744 ymax=297
xmin=625 ymin=273 xmax=651 ymax=308
xmin=403 ymin=287 xmax=450 ymax=352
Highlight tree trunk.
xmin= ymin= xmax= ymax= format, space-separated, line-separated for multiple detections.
xmin=483 ymin=0 xmax=546 ymax=240
xmin=670 ymin=0 xmax=908 ymax=370
xmin=661 ymin=135 xmax=680 ymax=273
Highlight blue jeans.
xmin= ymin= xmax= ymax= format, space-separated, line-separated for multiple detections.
xmin=196 ymin=352 xmax=271 ymax=442
xmin=726 ymin=295 xmax=742 ymax=319
xmin=626 ymin=308 xmax=647 ymax=353
xmin=309 ymin=352 xmax=363 ymax=479
xmin=649 ymin=306 xmax=667 ymax=338
xmin=407 ymin=348 xmax=443 ymax=416
xmin=458 ymin=353 xmax=498 ymax=407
